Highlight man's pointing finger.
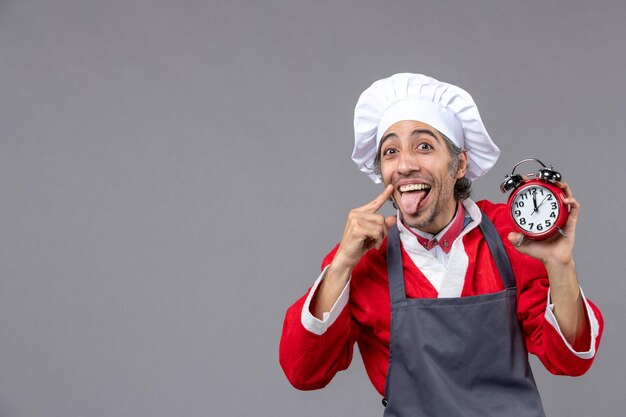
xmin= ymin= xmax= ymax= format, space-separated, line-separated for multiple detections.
xmin=359 ymin=184 xmax=394 ymax=213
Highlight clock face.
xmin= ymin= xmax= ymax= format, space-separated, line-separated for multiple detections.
xmin=511 ymin=184 xmax=560 ymax=235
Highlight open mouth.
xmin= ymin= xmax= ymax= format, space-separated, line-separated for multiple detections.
xmin=397 ymin=183 xmax=431 ymax=215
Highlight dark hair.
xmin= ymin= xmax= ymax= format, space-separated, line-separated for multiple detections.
xmin=372 ymin=131 xmax=472 ymax=200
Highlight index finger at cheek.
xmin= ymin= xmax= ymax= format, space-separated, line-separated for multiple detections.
xmin=357 ymin=185 xmax=391 ymax=212
xmin=372 ymin=185 xmax=394 ymax=209
xmin=382 ymin=183 xmax=394 ymax=198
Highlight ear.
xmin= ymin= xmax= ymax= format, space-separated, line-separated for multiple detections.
xmin=455 ymin=151 xmax=468 ymax=179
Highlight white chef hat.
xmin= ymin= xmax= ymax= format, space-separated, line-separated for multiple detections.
xmin=352 ymin=73 xmax=500 ymax=183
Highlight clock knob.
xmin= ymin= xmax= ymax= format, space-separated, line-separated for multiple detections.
xmin=500 ymin=174 xmax=524 ymax=193
xmin=538 ymin=167 xmax=562 ymax=183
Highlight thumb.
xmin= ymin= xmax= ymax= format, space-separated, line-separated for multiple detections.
xmin=385 ymin=215 xmax=397 ymax=229
xmin=507 ymin=232 xmax=526 ymax=250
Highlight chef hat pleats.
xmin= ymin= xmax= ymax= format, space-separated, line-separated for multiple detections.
xmin=352 ymin=73 xmax=500 ymax=183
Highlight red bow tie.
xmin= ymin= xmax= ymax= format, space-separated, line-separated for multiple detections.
xmin=405 ymin=202 xmax=466 ymax=254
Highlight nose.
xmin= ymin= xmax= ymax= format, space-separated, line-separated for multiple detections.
xmin=397 ymin=148 xmax=419 ymax=176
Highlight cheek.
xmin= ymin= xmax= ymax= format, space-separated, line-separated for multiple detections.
xmin=380 ymin=162 xmax=394 ymax=184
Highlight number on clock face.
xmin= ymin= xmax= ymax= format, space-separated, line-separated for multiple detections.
xmin=511 ymin=186 xmax=559 ymax=233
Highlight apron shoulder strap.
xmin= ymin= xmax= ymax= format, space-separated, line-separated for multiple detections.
xmin=386 ymin=225 xmax=406 ymax=303
xmin=478 ymin=212 xmax=516 ymax=289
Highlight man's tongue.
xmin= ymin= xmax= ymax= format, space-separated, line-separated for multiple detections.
xmin=399 ymin=190 xmax=428 ymax=215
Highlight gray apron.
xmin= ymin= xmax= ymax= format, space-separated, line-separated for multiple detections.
xmin=382 ymin=214 xmax=546 ymax=417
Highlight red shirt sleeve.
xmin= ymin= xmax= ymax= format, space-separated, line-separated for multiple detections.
xmin=279 ymin=246 xmax=361 ymax=390
xmin=481 ymin=200 xmax=605 ymax=376
xmin=515 ymin=268 xmax=604 ymax=376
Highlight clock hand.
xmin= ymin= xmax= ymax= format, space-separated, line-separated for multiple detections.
xmin=535 ymin=195 xmax=549 ymax=210
xmin=531 ymin=192 xmax=538 ymax=215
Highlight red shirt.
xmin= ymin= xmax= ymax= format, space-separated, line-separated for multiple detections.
xmin=279 ymin=200 xmax=604 ymax=396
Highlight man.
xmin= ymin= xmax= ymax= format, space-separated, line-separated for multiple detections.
xmin=279 ymin=73 xmax=603 ymax=417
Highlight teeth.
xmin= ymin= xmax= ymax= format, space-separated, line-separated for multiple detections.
xmin=399 ymin=184 xmax=431 ymax=193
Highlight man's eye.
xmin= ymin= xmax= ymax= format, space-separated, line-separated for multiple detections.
xmin=383 ymin=148 xmax=397 ymax=156
xmin=417 ymin=143 xmax=433 ymax=151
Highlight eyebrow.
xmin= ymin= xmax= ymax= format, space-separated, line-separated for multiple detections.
xmin=380 ymin=129 xmax=442 ymax=146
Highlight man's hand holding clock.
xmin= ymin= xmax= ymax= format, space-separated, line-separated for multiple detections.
xmin=508 ymin=181 xmax=586 ymax=346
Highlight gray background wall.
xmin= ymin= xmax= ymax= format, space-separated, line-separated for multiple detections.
xmin=1 ymin=1 xmax=624 ymax=416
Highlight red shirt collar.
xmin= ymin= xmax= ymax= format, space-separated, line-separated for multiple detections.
xmin=402 ymin=201 xmax=466 ymax=254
